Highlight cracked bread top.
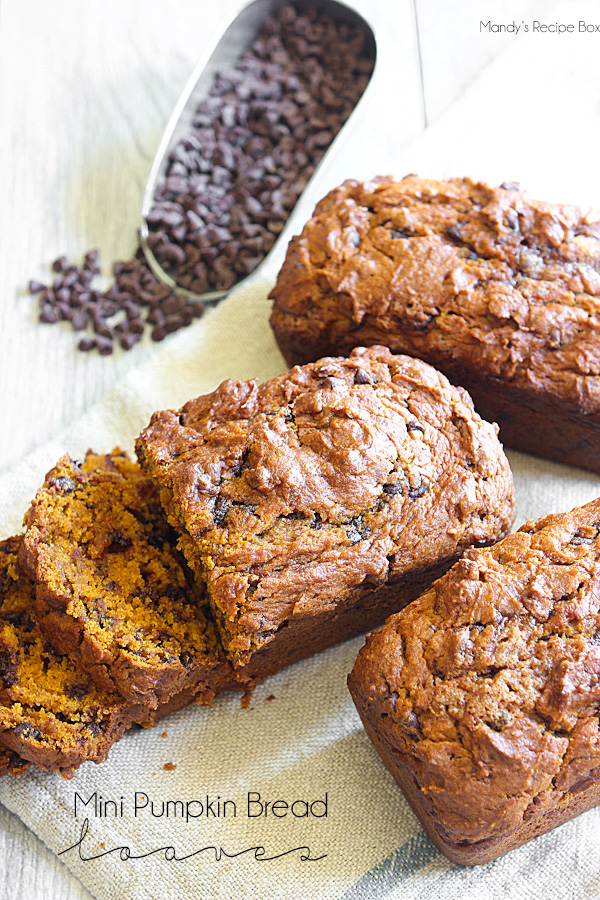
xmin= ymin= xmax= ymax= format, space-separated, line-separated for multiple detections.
xmin=20 ymin=451 xmax=233 ymax=708
xmin=348 ymin=497 xmax=600 ymax=847
xmin=0 ymin=536 xmax=132 ymax=775
xmin=136 ymin=346 xmax=515 ymax=665
xmin=269 ymin=175 xmax=600 ymax=416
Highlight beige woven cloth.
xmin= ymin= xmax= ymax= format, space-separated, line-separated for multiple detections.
xmin=2 ymin=4 xmax=600 ymax=897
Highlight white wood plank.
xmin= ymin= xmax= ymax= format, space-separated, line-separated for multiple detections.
xmin=415 ymin=0 xmax=547 ymax=123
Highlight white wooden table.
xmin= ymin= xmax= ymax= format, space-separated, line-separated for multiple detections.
xmin=0 ymin=0 xmax=558 ymax=896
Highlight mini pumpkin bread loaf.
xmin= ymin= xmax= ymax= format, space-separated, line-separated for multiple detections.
xmin=136 ymin=346 xmax=515 ymax=671
xmin=348 ymin=497 xmax=600 ymax=865
xmin=269 ymin=176 xmax=600 ymax=471
xmin=0 ymin=536 xmax=134 ymax=775
xmin=20 ymin=451 xmax=239 ymax=709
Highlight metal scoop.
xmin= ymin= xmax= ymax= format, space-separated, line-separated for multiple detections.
xmin=140 ymin=0 xmax=376 ymax=303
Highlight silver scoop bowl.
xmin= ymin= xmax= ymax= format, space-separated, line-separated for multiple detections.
xmin=140 ymin=0 xmax=376 ymax=304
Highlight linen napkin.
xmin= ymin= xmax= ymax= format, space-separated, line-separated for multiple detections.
xmin=2 ymin=2 xmax=600 ymax=898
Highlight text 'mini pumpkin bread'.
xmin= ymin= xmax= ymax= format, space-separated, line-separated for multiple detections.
xmin=20 ymin=451 xmax=239 ymax=710
xmin=349 ymin=497 xmax=600 ymax=865
xmin=269 ymin=175 xmax=600 ymax=471
xmin=136 ymin=346 xmax=515 ymax=673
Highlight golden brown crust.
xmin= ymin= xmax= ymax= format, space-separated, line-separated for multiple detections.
xmin=269 ymin=175 xmax=600 ymax=470
xmin=20 ymin=451 xmax=238 ymax=709
xmin=348 ymin=497 xmax=600 ymax=864
xmin=136 ymin=347 xmax=515 ymax=667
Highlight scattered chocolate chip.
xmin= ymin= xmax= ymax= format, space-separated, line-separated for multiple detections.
xmin=27 ymin=248 xmax=205 ymax=353
xmin=26 ymin=6 xmax=372 ymax=349
xmin=52 ymin=256 xmax=67 ymax=273
xmin=406 ymin=421 xmax=424 ymax=433
xmin=500 ymin=181 xmax=521 ymax=191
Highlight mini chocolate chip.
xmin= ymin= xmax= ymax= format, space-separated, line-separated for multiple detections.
xmin=95 ymin=334 xmax=114 ymax=355
xmin=408 ymin=482 xmax=430 ymax=500
xmin=0 ymin=651 xmax=17 ymax=688
xmin=447 ymin=224 xmax=464 ymax=242
xmin=406 ymin=421 xmax=424 ymax=433
xmin=354 ymin=367 xmax=376 ymax=385
xmin=65 ymin=682 xmax=90 ymax=700
xmin=107 ymin=531 xmax=133 ymax=552
xmin=399 ymin=711 xmax=421 ymax=741
xmin=570 ymin=534 xmax=594 ymax=546
xmin=14 ymin=721 xmax=43 ymax=742
xmin=500 ymin=181 xmax=521 ymax=191
xmin=49 ymin=476 xmax=76 ymax=492
xmin=213 ymin=497 xmax=230 ymax=527
xmin=383 ymin=482 xmax=403 ymax=496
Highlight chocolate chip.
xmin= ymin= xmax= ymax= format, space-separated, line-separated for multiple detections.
xmin=14 ymin=721 xmax=43 ymax=742
xmin=180 ymin=651 xmax=193 ymax=669
xmin=500 ymin=181 xmax=521 ymax=191
xmin=383 ymin=481 xmax=403 ymax=496
xmin=345 ymin=517 xmax=370 ymax=543
xmin=26 ymin=7 xmax=373 ymax=349
xmin=447 ymin=224 xmax=464 ymax=242
xmin=96 ymin=334 xmax=114 ymax=355
xmin=353 ymin=367 xmax=376 ymax=385
xmin=408 ymin=481 xmax=430 ymax=500
xmin=213 ymin=497 xmax=230 ymax=527
xmin=49 ymin=476 xmax=76 ymax=492
xmin=570 ymin=533 xmax=594 ymax=546
xmin=144 ymin=6 xmax=373 ymax=296
xmin=406 ymin=421 xmax=424 ymax=433
xmin=0 ymin=651 xmax=17 ymax=688
xmin=52 ymin=255 xmax=67 ymax=273
xmin=399 ymin=711 xmax=421 ymax=741
xmin=65 ymin=682 xmax=90 ymax=700
xmin=107 ymin=531 xmax=133 ymax=552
